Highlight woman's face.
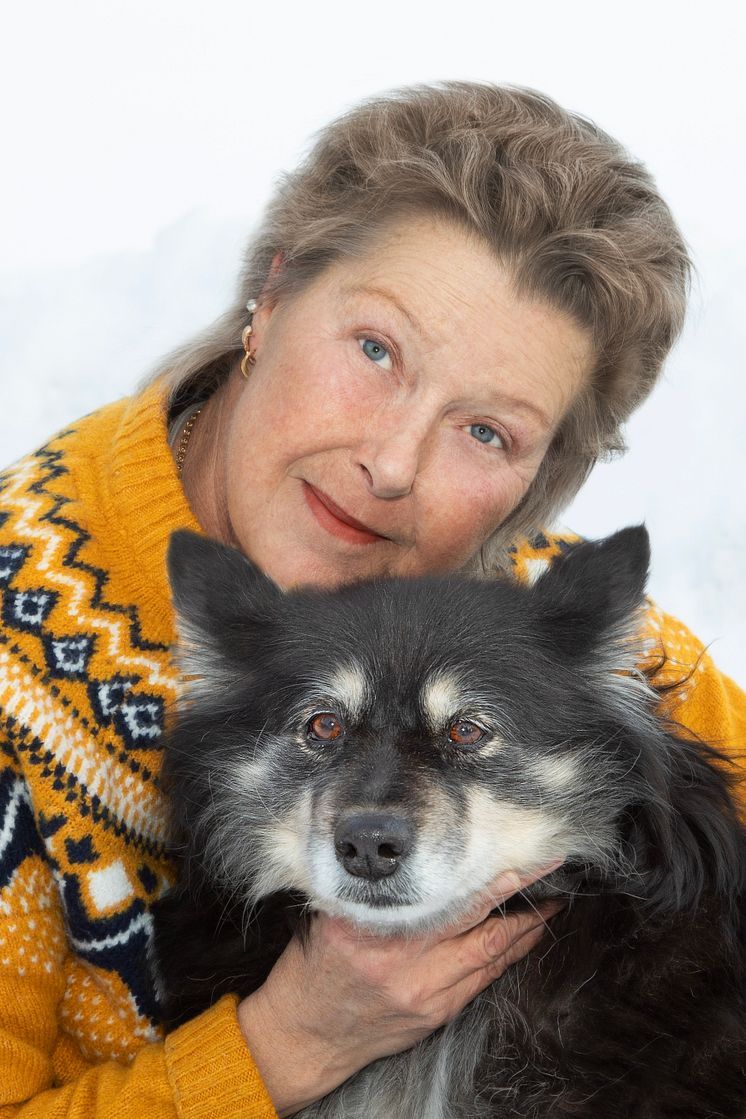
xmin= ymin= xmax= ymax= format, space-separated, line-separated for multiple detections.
xmin=213 ymin=216 xmax=593 ymax=589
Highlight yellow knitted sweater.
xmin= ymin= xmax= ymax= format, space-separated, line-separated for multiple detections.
xmin=0 ymin=381 xmax=744 ymax=1117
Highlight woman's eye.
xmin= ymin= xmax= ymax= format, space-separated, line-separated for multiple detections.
xmin=469 ymin=423 xmax=504 ymax=449
xmin=307 ymin=712 xmax=344 ymax=742
xmin=448 ymin=719 xmax=485 ymax=748
xmin=359 ymin=338 xmax=393 ymax=370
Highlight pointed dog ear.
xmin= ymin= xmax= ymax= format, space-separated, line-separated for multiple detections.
xmin=167 ymin=530 xmax=282 ymax=636
xmin=166 ymin=525 xmax=282 ymax=680
xmin=531 ymin=526 xmax=650 ymax=659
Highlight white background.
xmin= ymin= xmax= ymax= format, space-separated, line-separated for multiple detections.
xmin=1 ymin=0 xmax=744 ymax=683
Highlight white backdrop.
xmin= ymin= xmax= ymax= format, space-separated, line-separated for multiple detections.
xmin=1 ymin=0 xmax=744 ymax=683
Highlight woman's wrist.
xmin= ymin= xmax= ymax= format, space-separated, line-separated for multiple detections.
xmin=236 ymin=989 xmax=354 ymax=1118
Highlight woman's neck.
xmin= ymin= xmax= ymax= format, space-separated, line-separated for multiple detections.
xmin=177 ymin=371 xmax=241 ymax=548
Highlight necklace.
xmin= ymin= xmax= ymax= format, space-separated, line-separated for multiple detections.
xmin=175 ymin=407 xmax=202 ymax=474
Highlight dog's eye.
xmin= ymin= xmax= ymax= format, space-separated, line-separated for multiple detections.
xmin=448 ymin=719 xmax=484 ymax=748
xmin=307 ymin=712 xmax=344 ymax=742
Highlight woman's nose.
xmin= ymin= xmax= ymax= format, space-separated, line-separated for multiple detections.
xmin=354 ymin=408 xmax=432 ymax=499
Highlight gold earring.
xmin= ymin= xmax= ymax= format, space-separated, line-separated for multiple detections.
xmin=240 ymin=326 xmax=257 ymax=379
xmin=241 ymin=298 xmax=258 ymax=379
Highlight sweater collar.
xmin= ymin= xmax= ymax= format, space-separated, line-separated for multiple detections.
xmin=105 ymin=378 xmax=203 ymax=643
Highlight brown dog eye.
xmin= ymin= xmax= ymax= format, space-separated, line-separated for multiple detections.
xmin=449 ymin=719 xmax=484 ymax=747
xmin=308 ymin=713 xmax=344 ymax=742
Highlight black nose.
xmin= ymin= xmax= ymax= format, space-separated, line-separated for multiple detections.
xmin=334 ymin=813 xmax=414 ymax=880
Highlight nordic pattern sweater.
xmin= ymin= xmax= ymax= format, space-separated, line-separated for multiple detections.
xmin=1 ymin=380 xmax=744 ymax=1117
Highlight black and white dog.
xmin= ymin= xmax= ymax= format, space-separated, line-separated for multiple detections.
xmin=153 ymin=526 xmax=746 ymax=1118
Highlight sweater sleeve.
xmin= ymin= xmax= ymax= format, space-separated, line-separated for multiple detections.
xmin=0 ymin=767 xmax=278 ymax=1119
xmin=0 ymin=990 xmax=277 ymax=1119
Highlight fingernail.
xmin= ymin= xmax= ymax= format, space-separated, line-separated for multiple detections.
xmin=522 ymin=858 xmax=565 ymax=884
xmin=493 ymin=870 xmax=522 ymax=896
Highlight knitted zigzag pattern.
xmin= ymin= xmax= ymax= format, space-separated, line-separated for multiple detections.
xmin=0 ymin=432 xmax=177 ymax=1066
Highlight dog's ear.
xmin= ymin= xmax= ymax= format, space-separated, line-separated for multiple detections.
xmin=166 ymin=532 xmax=284 ymax=701
xmin=531 ymin=525 xmax=650 ymax=658
xmin=167 ymin=530 xmax=282 ymax=633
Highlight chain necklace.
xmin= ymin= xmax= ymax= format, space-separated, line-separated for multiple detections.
xmin=175 ymin=407 xmax=202 ymax=474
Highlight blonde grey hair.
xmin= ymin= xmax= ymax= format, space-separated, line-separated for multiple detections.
xmin=146 ymin=81 xmax=691 ymax=573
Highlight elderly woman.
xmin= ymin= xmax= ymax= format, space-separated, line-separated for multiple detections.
xmin=1 ymin=82 xmax=744 ymax=1118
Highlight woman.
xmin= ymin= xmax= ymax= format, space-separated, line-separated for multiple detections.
xmin=1 ymin=81 xmax=743 ymax=1118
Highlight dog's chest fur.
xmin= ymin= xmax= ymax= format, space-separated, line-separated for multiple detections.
xmin=297 ymin=1001 xmax=491 ymax=1119
xmin=296 ymin=897 xmax=746 ymax=1119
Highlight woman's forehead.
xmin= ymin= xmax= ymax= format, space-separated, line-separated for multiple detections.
xmin=323 ymin=215 xmax=587 ymax=335
xmin=328 ymin=214 xmax=509 ymax=305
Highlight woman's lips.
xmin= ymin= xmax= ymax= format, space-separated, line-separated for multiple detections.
xmin=303 ymin=483 xmax=386 ymax=545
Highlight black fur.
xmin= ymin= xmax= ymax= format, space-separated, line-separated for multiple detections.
xmin=153 ymin=526 xmax=746 ymax=1118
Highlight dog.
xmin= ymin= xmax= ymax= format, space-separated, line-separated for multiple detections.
xmin=153 ymin=525 xmax=746 ymax=1118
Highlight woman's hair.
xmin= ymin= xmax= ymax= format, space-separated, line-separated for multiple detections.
xmin=150 ymin=81 xmax=691 ymax=572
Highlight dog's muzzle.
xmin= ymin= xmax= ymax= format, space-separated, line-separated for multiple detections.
xmin=334 ymin=812 xmax=414 ymax=880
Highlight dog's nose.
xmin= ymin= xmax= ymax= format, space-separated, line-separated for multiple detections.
xmin=334 ymin=813 xmax=414 ymax=879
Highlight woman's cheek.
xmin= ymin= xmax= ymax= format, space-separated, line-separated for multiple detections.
xmin=467 ymin=445 xmax=542 ymax=527
xmin=307 ymin=349 xmax=388 ymax=423
xmin=422 ymin=459 xmax=506 ymax=552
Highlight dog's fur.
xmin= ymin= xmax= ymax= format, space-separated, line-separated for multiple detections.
xmin=153 ymin=526 xmax=746 ymax=1118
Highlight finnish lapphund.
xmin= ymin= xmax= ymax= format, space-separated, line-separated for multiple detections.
xmin=153 ymin=526 xmax=746 ymax=1118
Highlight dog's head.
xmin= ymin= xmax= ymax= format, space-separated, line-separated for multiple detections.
xmin=164 ymin=527 xmax=743 ymax=932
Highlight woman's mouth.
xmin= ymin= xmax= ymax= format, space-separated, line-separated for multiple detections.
xmin=303 ymin=483 xmax=386 ymax=545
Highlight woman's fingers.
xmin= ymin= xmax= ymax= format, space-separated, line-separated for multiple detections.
xmin=482 ymin=900 xmax=563 ymax=967
xmin=449 ymin=911 xmax=557 ymax=1008
xmin=444 ymin=900 xmax=563 ymax=988
xmin=438 ymin=857 xmax=566 ymax=940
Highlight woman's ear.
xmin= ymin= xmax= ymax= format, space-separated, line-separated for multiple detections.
xmin=250 ymin=250 xmax=285 ymax=347
xmin=259 ymin=250 xmax=285 ymax=308
xmin=266 ymin=249 xmax=285 ymax=287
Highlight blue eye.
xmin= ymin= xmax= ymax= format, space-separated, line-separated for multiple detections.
xmin=469 ymin=423 xmax=504 ymax=449
xmin=359 ymin=338 xmax=392 ymax=368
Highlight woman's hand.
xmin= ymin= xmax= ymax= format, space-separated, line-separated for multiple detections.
xmin=237 ymin=864 xmax=563 ymax=1117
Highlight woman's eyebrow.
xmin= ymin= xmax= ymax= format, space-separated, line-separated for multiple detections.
xmin=489 ymin=392 xmax=551 ymax=430
xmin=341 ymin=283 xmax=431 ymax=344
